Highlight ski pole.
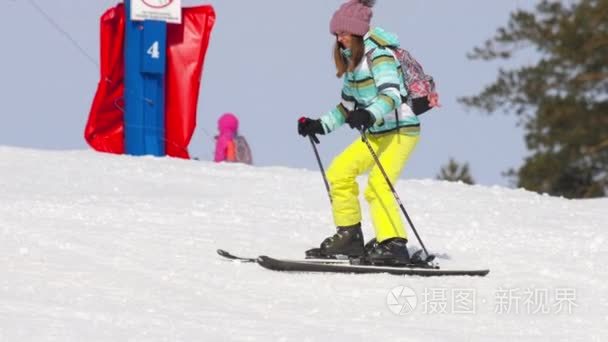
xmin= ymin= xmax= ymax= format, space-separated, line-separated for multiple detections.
xmin=309 ymin=135 xmax=332 ymax=204
xmin=358 ymin=129 xmax=432 ymax=260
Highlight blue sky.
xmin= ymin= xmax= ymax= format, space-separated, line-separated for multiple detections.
xmin=0 ymin=0 xmax=538 ymax=186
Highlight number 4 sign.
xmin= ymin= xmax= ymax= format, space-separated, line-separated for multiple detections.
xmin=147 ymin=41 xmax=160 ymax=59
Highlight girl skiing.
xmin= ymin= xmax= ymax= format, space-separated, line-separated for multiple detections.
xmin=297 ymin=0 xmax=421 ymax=265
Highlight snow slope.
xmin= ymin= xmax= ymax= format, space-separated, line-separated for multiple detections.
xmin=0 ymin=147 xmax=606 ymax=341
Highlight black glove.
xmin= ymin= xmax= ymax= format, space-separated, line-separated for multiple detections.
xmin=345 ymin=109 xmax=375 ymax=131
xmin=298 ymin=117 xmax=325 ymax=143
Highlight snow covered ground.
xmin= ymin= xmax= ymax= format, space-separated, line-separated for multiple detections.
xmin=0 ymin=146 xmax=606 ymax=341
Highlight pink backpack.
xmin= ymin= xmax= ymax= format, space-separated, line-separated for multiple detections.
xmin=367 ymin=47 xmax=439 ymax=115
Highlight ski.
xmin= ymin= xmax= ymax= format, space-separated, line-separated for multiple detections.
xmin=218 ymin=250 xmax=489 ymax=276
xmin=216 ymin=249 xmax=258 ymax=262
xmin=256 ymin=256 xmax=490 ymax=277
xmin=218 ymin=248 xmax=436 ymax=268
xmin=216 ymin=249 xmax=351 ymax=264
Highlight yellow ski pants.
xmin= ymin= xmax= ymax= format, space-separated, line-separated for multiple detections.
xmin=326 ymin=132 xmax=419 ymax=242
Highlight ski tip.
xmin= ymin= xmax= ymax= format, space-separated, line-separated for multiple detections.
xmin=218 ymin=249 xmax=258 ymax=263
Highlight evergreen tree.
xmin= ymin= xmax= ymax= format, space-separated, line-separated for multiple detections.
xmin=437 ymin=158 xmax=475 ymax=185
xmin=459 ymin=0 xmax=608 ymax=198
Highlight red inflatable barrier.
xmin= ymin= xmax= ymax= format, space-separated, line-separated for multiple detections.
xmin=85 ymin=4 xmax=216 ymax=158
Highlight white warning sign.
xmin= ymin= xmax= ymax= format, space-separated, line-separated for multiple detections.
xmin=131 ymin=0 xmax=182 ymax=24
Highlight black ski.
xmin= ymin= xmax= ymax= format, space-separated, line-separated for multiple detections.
xmin=257 ymin=256 xmax=490 ymax=277
xmin=217 ymin=249 xmax=350 ymax=264
xmin=217 ymin=249 xmax=258 ymax=263
xmin=218 ymin=250 xmax=489 ymax=277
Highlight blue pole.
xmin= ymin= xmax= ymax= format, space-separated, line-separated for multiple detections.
xmin=124 ymin=1 xmax=167 ymax=156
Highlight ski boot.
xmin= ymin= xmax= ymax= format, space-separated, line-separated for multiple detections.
xmin=366 ymin=237 xmax=410 ymax=266
xmin=305 ymin=223 xmax=365 ymax=259
xmin=364 ymin=238 xmax=378 ymax=254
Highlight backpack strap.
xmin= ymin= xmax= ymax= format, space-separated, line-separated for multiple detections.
xmin=365 ymin=47 xmax=402 ymax=130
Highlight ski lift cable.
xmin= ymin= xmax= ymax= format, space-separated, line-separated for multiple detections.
xmin=25 ymin=0 xmax=99 ymax=68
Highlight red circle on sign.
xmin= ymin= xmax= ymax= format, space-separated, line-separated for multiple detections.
xmin=142 ymin=0 xmax=174 ymax=9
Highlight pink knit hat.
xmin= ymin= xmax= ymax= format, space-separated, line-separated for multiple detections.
xmin=329 ymin=0 xmax=375 ymax=36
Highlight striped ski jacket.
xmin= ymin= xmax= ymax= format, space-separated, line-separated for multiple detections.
xmin=320 ymin=27 xmax=420 ymax=135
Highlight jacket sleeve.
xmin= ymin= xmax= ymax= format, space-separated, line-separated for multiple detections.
xmin=214 ymin=136 xmax=229 ymax=162
xmin=318 ymin=79 xmax=356 ymax=134
xmin=365 ymin=47 xmax=403 ymax=121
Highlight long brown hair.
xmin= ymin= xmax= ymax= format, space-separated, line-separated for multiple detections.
xmin=333 ymin=35 xmax=365 ymax=78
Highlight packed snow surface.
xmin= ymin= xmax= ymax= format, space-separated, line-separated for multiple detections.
xmin=0 ymin=147 xmax=606 ymax=341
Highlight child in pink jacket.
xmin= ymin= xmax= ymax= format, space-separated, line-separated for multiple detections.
xmin=214 ymin=113 xmax=253 ymax=164
xmin=214 ymin=113 xmax=238 ymax=162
